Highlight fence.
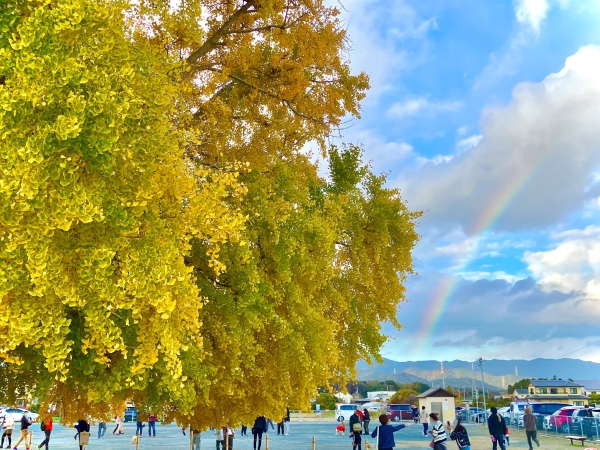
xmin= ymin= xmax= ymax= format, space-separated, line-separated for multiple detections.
xmin=467 ymin=411 xmax=600 ymax=444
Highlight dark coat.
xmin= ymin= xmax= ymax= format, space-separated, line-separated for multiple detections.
xmin=487 ymin=413 xmax=506 ymax=436
xmin=252 ymin=416 xmax=267 ymax=434
xmin=363 ymin=410 xmax=370 ymax=421
xmin=349 ymin=412 xmax=361 ymax=430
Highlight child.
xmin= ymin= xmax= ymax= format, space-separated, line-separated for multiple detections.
xmin=505 ymin=426 xmax=510 ymax=446
xmin=336 ymin=420 xmax=346 ymax=435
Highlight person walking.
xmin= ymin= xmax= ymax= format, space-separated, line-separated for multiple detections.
xmin=1 ymin=412 xmax=14 ymax=449
xmin=583 ymin=405 xmax=594 ymax=441
xmin=349 ymin=409 xmax=362 ymax=450
xmin=429 ymin=413 xmax=448 ymax=450
xmin=362 ymin=409 xmax=370 ymax=435
xmin=411 ymin=405 xmax=419 ymax=424
xmin=370 ymin=414 xmax=409 ymax=450
xmin=135 ymin=419 xmax=144 ymax=438
xmin=148 ymin=414 xmax=157 ymax=437
xmin=251 ymin=416 xmax=267 ymax=450
xmin=240 ymin=425 xmax=247 ymax=436
xmin=284 ymin=408 xmax=290 ymax=436
xmin=191 ymin=429 xmax=201 ymax=450
xmin=112 ymin=416 xmax=123 ymax=435
xmin=97 ymin=422 xmax=106 ymax=439
xmin=13 ymin=412 xmax=32 ymax=450
xmin=215 ymin=428 xmax=224 ymax=450
xmin=74 ymin=419 xmax=90 ymax=450
xmin=276 ymin=418 xmax=284 ymax=436
xmin=37 ymin=417 xmax=53 ymax=450
xmin=487 ymin=407 xmax=507 ymax=450
xmin=266 ymin=419 xmax=274 ymax=431
xmin=523 ymin=407 xmax=540 ymax=450
xmin=449 ymin=418 xmax=470 ymax=450
xmin=420 ymin=406 xmax=429 ymax=436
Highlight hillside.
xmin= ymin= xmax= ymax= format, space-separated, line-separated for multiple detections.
xmin=356 ymin=358 xmax=600 ymax=391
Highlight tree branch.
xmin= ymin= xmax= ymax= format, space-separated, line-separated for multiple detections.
xmin=187 ymin=0 xmax=257 ymax=65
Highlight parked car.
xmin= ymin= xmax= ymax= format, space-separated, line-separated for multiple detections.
xmin=2 ymin=408 xmax=39 ymax=422
xmin=386 ymin=404 xmax=414 ymax=422
xmin=544 ymin=406 xmax=581 ymax=433
xmin=517 ymin=403 xmax=571 ymax=430
xmin=124 ymin=407 xmax=139 ymax=423
xmin=335 ymin=403 xmax=359 ymax=422
xmin=361 ymin=402 xmax=384 ymax=413
xmin=570 ymin=408 xmax=600 ymax=435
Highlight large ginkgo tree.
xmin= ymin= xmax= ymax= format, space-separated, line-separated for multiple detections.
xmin=0 ymin=0 xmax=420 ymax=426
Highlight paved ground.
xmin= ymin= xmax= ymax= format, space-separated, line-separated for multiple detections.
xmin=8 ymin=421 xmax=597 ymax=450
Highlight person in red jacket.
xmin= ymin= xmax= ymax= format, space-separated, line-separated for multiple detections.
xmin=37 ymin=418 xmax=53 ymax=450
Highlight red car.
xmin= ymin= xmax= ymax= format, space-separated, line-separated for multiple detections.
xmin=545 ymin=406 xmax=581 ymax=433
xmin=386 ymin=404 xmax=414 ymax=422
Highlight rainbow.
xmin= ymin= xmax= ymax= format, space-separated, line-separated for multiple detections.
xmin=414 ymin=144 xmax=555 ymax=355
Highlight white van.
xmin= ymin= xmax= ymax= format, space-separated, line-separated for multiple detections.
xmin=335 ymin=403 xmax=359 ymax=422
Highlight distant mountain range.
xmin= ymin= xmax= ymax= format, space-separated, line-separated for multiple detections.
xmin=356 ymin=358 xmax=600 ymax=392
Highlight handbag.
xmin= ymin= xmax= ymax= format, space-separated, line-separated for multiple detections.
xmin=429 ymin=440 xmax=435 ymax=448
xmin=352 ymin=422 xmax=362 ymax=432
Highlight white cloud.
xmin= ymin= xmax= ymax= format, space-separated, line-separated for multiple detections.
xmin=514 ymin=0 xmax=550 ymax=34
xmin=456 ymin=126 xmax=469 ymax=136
xmin=329 ymin=0 xmax=436 ymax=99
xmin=456 ymin=134 xmax=483 ymax=152
xmin=399 ymin=45 xmax=600 ymax=232
xmin=350 ymin=129 xmax=414 ymax=174
xmin=387 ymin=96 xmax=463 ymax=119
xmin=524 ymin=225 xmax=600 ymax=297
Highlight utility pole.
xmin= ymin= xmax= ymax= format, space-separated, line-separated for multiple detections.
xmin=478 ymin=357 xmax=487 ymax=423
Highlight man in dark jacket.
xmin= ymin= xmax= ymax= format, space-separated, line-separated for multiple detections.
xmin=362 ymin=409 xmax=370 ymax=435
xmin=488 ymin=407 xmax=507 ymax=450
xmin=252 ymin=416 xmax=268 ymax=450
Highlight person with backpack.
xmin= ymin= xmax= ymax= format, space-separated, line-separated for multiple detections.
xmin=37 ymin=417 xmax=53 ymax=450
xmin=1 ymin=413 xmax=14 ymax=449
xmin=74 ymin=419 xmax=90 ymax=450
xmin=487 ymin=407 xmax=507 ymax=450
xmin=12 ymin=413 xmax=32 ymax=450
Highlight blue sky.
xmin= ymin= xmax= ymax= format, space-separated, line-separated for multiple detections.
xmin=333 ymin=0 xmax=600 ymax=362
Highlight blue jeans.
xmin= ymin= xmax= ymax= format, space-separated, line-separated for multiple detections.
xmin=136 ymin=421 xmax=143 ymax=436
xmin=493 ymin=435 xmax=506 ymax=450
xmin=148 ymin=422 xmax=156 ymax=436
xmin=98 ymin=423 xmax=106 ymax=438
xmin=423 ymin=423 xmax=429 ymax=435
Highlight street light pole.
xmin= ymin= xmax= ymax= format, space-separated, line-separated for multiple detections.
xmin=478 ymin=357 xmax=487 ymax=424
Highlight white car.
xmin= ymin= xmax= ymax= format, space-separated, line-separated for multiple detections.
xmin=1 ymin=408 xmax=39 ymax=422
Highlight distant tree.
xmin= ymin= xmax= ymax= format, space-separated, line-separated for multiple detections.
xmin=508 ymin=379 xmax=531 ymax=394
xmin=389 ymin=389 xmax=418 ymax=404
xmin=314 ymin=393 xmax=338 ymax=411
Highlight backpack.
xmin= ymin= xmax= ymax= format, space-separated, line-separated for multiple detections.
xmin=40 ymin=421 xmax=46 ymax=432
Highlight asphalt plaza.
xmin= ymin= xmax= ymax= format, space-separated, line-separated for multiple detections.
xmin=13 ymin=421 xmax=590 ymax=450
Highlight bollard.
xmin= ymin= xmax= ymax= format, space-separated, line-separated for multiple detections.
xmin=189 ymin=431 xmax=193 ymax=450
xmin=265 ymin=434 xmax=269 ymax=450
xmin=225 ymin=432 xmax=229 ymax=450
xmin=312 ymin=436 xmax=316 ymax=450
